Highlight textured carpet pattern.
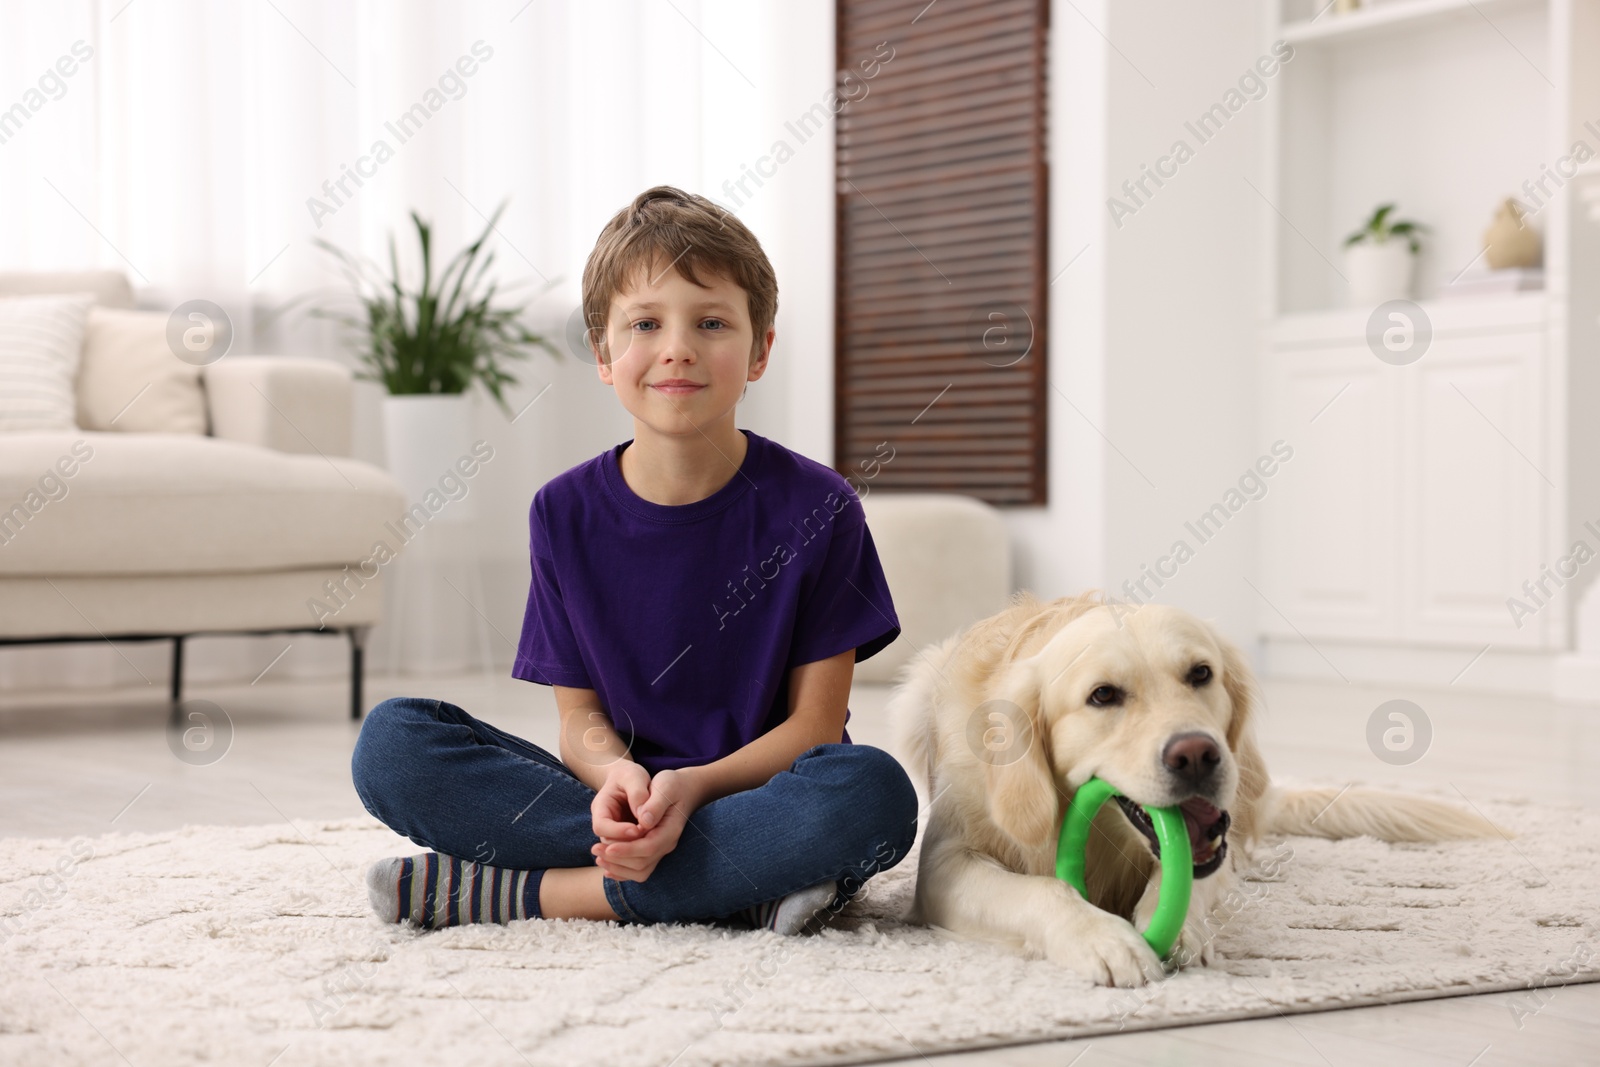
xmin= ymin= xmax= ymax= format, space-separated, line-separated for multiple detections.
xmin=2 ymin=792 xmax=1598 ymax=1067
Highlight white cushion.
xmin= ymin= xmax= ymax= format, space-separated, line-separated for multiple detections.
xmin=0 ymin=294 xmax=94 ymax=432
xmin=855 ymin=492 xmax=1014 ymax=684
xmin=205 ymin=357 xmax=352 ymax=456
xmin=75 ymin=307 xmax=208 ymax=434
xmin=0 ymin=432 xmax=406 ymax=576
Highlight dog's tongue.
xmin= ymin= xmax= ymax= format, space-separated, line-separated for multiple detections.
xmin=1180 ymin=797 xmax=1223 ymax=860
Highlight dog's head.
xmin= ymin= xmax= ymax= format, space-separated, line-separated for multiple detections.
xmin=982 ymin=602 xmax=1262 ymax=880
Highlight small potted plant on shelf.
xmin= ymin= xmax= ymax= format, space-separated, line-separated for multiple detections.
xmin=309 ymin=203 xmax=563 ymax=514
xmin=1343 ymin=203 xmax=1426 ymax=306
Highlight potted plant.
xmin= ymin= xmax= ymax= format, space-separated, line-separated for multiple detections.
xmin=310 ymin=204 xmax=563 ymax=515
xmin=1343 ymin=203 xmax=1426 ymax=306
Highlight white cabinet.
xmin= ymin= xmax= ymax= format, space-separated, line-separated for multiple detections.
xmin=1261 ymin=342 xmax=1398 ymax=641
xmin=1401 ymin=330 xmax=1547 ymax=646
xmin=1260 ymin=302 xmax=1552 ymax=649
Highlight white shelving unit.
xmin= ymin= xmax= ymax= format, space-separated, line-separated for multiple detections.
xmin=1255 ymin=0 xmax=1600 ymax=693
xmin=1279 ymin=0 xmax=1546 ymax=46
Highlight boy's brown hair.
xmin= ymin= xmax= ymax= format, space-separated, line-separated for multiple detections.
xmin=580 ymin=185 xmax=778 ymax=365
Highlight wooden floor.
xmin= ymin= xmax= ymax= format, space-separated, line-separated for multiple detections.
xmin=2 ymin=665 xmax=1596 ymax=1065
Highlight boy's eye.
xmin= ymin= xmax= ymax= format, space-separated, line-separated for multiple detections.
xmin=630 ymin=319 xmax=727 ymax=332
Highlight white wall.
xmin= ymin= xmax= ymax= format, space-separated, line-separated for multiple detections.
xmin=1016 ymin=0 xmax=1114 ymax=606
xmin=1096 ymin=0 xmax=1273 ymax=646
xmin=1011 ymin=0 xmax=1269 ymax=649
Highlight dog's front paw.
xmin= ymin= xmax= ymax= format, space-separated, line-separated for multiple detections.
xmin=1133 ymin=866 xmax=1229 ymax=973
xmin=1168 ymin=919 xmax=1216 ymax=970
xmin=1042 ymin=898 xmax=1165 ymax=987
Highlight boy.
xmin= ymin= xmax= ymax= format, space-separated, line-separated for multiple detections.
xmin=352 ymin=186 xmax=918 ymax=935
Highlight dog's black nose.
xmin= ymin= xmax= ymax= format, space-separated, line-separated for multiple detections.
xmin=1162 ymin=732 xmax=1221 ymax=787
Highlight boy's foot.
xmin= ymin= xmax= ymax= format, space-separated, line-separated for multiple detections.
xmin=734 ymin=880 xmax=841 ymax=936
xmin=366 ymin=853 xmax=544 ymax=929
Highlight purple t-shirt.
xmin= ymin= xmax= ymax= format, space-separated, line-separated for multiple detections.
xmin=512 ymin=428 xmax=900 ymax=774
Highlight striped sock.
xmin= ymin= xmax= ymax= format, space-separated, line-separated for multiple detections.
xmin=365 ymin=853 xmax=544 ymax=929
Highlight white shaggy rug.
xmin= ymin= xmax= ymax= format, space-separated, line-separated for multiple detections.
xmin=3 ymin=791 xmax=1599 ymax=1067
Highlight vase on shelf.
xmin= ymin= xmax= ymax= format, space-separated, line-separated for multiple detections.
xmin=1483 ymin=198 xmax=1542 ymax=270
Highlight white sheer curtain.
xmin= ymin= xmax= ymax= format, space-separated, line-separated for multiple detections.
xmin=0 ymin=0 xmax=836 ymax=691
xmin=0 ymin=0 xmax=762 ymax=314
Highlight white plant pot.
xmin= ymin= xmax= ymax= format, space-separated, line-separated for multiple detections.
xmin=1345 ymin=242 xmax=1415 ymax=306
xmin=381 ymin=393 xmax=476 ymax=524
xmin=378 ymin=392 xmax=489 ymax=677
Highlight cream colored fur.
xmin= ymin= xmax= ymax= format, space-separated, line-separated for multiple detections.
xmin=889 ymin=590 xmax=1501 ymax=988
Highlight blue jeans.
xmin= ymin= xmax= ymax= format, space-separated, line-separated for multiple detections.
xmin=350 ymin=696 xmax=919 ymax=925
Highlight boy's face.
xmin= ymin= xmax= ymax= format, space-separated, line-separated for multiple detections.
xmin=595 ymin=256 xmax=773 ymax=439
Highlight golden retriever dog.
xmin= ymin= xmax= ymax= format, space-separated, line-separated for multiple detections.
xmin=889 ymin=590 xmax=1500 ymax=987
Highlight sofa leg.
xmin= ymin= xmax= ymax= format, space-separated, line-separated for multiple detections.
xmin=171 ymin=635 xmax=185 ymax=704
xmin=348 ymin=626 xmax=369 ymax=721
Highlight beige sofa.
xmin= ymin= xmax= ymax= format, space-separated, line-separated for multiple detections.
xmin=0 ymin=271 xmax=406 ymax=717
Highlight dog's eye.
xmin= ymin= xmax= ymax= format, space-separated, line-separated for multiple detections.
xmin=1188 ymin=663 xmax=1212 ymax=687
xmin=1087 ymin=684 xmax=1123 ymax=707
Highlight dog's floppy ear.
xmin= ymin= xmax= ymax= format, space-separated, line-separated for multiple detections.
xmin=1214 ymin=628 xmax=1270 ymax=822
xmin=980 ymin=654 xmax=1060 ymax=853
xmin=1214 ymin=631 xmax=1259 ymax=753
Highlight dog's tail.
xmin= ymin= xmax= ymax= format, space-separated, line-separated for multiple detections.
xmin=1257 ymin=784 xmax=1509 ymax=842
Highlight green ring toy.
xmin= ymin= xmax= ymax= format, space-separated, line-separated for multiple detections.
xmin=1054 ymin=776 xmax=1193 ymax=960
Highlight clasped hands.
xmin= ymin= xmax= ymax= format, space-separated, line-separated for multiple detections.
xmin=589 ymin=758 xmax=696 ymax=882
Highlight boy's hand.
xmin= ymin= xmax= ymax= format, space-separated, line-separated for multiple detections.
xmin=591 ymin=769 xmax=696 ymax=883
xmin=590 ymin=759 xmax=653 ymax=843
